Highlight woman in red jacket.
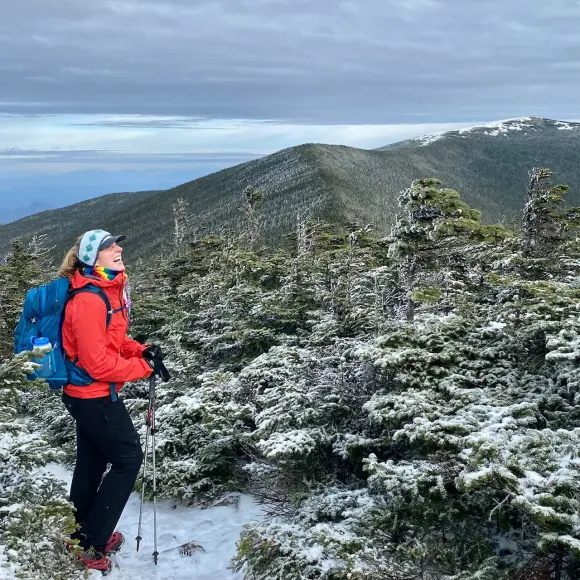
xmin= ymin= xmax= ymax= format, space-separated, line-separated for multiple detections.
xmin=59 ymin=229 xmax=164 ymax=574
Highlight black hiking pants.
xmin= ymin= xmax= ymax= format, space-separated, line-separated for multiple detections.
xmin=62 ymin=392 xmax=143 ymax=552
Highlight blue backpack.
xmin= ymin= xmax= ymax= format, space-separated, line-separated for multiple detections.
xmin=14 ymin=277 xmax=114 ymax=391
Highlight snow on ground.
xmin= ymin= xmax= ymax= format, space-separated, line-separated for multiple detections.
xmin=37 ymin=463 xmax=265 ymax=580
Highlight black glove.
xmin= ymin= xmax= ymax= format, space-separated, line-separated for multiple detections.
xmin=146 ymin=357 xmax=171 ymax=382
xmin=143 ymin=344 xmax=170 ymax=382
xmin=143 ymin=344 xmax=165 ymax=362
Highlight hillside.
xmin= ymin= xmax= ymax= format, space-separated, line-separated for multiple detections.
xmin=1 ymin=116 xmax=579 ymax=263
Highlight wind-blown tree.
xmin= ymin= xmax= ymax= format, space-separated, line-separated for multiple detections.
xmin=387 ymin=178 xmax=511 ymax=321
xmin=523 ymin=168 xmax=569 ymax=258
xmin=240 ymin=185 xmax=265 ymax=251
xmin=521 ymin=167 xmax=580 ymax=279
xmin=172 ymin=197 xmax=192 ymax=256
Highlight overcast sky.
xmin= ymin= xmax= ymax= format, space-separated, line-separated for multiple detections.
xmin=1 ymin=0 xmax=579 ymax=209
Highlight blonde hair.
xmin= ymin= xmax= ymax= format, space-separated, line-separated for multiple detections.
xmin=58 ymin=235 xmax=83 ymax=278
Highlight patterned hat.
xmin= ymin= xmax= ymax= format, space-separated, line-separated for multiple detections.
xmin=77 ymin=229 xmax=126 ymax=267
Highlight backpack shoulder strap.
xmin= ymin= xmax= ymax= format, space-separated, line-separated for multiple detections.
xmin=68 ymin=284 xmax=113 ymax=328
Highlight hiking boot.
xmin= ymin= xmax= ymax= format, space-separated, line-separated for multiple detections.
xmin=104 ymin=531 xmax=125 ymax=555
xmin=67 ymin=529 xmax=124 ymax=555
xmin=79 ymin=548 xmax=112 ymax=575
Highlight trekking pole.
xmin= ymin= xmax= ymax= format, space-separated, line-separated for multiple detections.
xmin=135 ymin=381 xmax=152 ymax=553
xmin=150 ymin=372 xmax=159 ymax=565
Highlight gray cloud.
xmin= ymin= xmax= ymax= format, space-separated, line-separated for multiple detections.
xmin=1 ymin=0 xmax=579 ymax=123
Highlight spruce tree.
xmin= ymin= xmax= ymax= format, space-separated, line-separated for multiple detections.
xmin=0 ymin=239 xmax=45 ymax=358
xmin=523 ymin=168 xmax=568 ymax=258
xmin=521 ymin=167 xmax=580 ymax=280
xmin=388 ymin=178 xmax=508 ymax=321
xmin=172 ymin=197 xmax=192 ymax=256
xmin=240 ymin=185 xmax=265 ymax=251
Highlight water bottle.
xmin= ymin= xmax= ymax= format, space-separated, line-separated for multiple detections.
xmin=31 ymin=337 xmax=54 ymax=378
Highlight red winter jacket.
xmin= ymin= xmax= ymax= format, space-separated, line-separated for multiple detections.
xmin=62 ymin=270 xmax=152 ymax=399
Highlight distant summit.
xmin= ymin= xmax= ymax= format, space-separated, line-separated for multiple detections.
xmin=1 ymin=116 xmax=579 ymax=262
xmin=380 ymin=116 xmax=580 ymax=149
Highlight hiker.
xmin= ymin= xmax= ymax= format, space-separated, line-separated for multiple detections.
xmin=58 ymin=229 xmax=166 ymax=574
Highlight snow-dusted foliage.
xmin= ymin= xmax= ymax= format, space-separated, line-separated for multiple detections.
xmin=113 ymin=176 xmax=580 ymax=579
xmin=0 ymin=239 xmax=83 ymax=578
xmin=230 ymin=177 xmax=580 ymax=579
xmin=0 ymin=353 xmax=82 ymax=579
xmin=8 ymin=172 xmax=580 ymax=579
xmin=145 ymin=368 xmax=255 ymax=504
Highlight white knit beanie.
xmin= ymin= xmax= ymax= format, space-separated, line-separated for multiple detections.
xmin=77 ymin=229 xmax=126 ymax=267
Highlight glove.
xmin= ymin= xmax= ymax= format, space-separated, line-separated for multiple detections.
xmin=146 ymin=357 xmax=171 ymax=382
xmin=143 ymin=344 xmax=170 ymax=382
xmin=143 ymin=344 xmax=165 ymax=361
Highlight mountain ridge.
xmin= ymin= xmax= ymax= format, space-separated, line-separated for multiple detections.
xmin=1 ymin=116 xmax=579 ymax=263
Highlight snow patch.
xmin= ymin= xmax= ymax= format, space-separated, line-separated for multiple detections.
xmin=482 ymin=321 xmax=507 ymax=332
xmin=416 ymin=131 xmax=447 ymax=146
xmin=412 ymin=116 xmax=537 ymax=146
xmin=36 ymin=461 xmax=74 ymax=485
xmin=0 ymin=504 xmax=23 ymax=514
xmin=554 ymin=121 xmax=576 ymax=131
xmin=458 ymin=117 xmax=535 ymax=136
xmin=36 ymin=463 xmax=266 ymax=580
xmin=106 ymin=492 xmax=264 ymax=579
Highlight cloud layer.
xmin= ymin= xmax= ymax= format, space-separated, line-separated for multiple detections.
xmin=2 ymin=0 xmax=579 ymax=123
xmin=0 ymin=113 xmax=474 ymax=171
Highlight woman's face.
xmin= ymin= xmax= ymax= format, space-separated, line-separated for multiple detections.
xmin=95 ymin=243 xmax=125 ymax=271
